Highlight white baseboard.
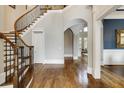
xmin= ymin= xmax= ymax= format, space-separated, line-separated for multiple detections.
xmin=103 ymin=49 xmax=124 ymax=65
xmin=64 ymin=54 xmax=73 ymax=57
xmin=0 ymin=72 xmax=5 ymax=85
xmin=0 ymin=85 xmax=13 ymax=88
xmin=35 ymin=59 xmax=64 ymax=64
xmin=87 ymin=67 xmax=92 ymax=74
xmin=42 ymin=59 xmax=64 ymax=64
xmin=73 ymin=56 xmax=78 ymax=60
xmin=103 ymin=63 xmax=124 ymax=65
xmin=34 ymin=60 xmax=45 ymax=64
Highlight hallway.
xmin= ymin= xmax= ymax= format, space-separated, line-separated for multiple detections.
xmin=30 ymin=57 xmax=106 ymax=88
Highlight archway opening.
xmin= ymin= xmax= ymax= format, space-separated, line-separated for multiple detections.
xmin=64 ymin=18 xmax=88 ymax=63
xmin=64 ymin=28 xmax=74 ymax=60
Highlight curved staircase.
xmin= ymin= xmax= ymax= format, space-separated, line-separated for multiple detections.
xmin=0 ymin=5 xmax=66 ymax=88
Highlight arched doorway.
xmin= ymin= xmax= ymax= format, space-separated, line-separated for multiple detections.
xmin=64 ymin=28 xmax=74 ymax=59
xmin=64 ymin=18 xmax=88 ymax=62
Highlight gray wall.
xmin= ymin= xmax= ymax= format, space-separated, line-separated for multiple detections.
xmin=64 ymin=29 xmax=73 ymax=56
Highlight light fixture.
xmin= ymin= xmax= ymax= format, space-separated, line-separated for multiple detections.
xmin=84 ymin=27 xmax=88 ymax=32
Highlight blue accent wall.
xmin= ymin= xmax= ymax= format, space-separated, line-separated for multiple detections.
xmin=103 ymin=19 xmax=124 ymax=49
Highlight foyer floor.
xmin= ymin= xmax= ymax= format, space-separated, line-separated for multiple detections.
xmin=30 ymin=57 xmax=104 ymax=88
xmin=30 ymin=57 xmax=124 ymax=88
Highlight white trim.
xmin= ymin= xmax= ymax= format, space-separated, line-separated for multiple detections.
xmin=0 ymin=85 xmax=13 ymax=88
xmin=0 ymin=72 xmax=5 ymax=85
xmin=43 ymin=59 xmax=64 ymax=64
xmin=73 ymin=56 xmax=78 ymax=60
xmin=87 ymin=67 xmax=92 ymax=74
xmin=64 ymin=54 xmax=73 ymax=57
xmin=93 ymin=68 xmax=101 ymax=79
xmin=47 ymin=10 xmax=63 ymax=13
xmin=26 ymin=77 xmax=33 ymax=88
xmin=34 ymin=60 xmax=45 ymax=64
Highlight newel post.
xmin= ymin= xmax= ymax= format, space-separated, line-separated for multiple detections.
xmin=29 ymin=47 xmax=34 ymax=68
xmin=13 ymin=48 xmax=19 ymax=88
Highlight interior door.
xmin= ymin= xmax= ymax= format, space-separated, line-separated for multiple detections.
xmin=32 ymin=31 xmax=45 ymax=63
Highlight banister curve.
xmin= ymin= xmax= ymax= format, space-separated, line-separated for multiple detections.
xmin=14 ymin=5 xmax=38 ymax=48
xmin=14 ymin=5 xmax=39 ymax=32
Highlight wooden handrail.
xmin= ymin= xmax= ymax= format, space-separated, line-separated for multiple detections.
xmin=0 ymin=32 xmax=17 ymax=48
xmin=14 ymin=5 xmax=38 ymax=32
xmin=15 ymin=32 xmax=33 ymax=48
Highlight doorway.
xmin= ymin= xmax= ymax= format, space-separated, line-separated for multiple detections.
xmin=64 ymin=28 xmax=73 ymax=59
xmin=32 ymin=31 xmax=45 ymax=63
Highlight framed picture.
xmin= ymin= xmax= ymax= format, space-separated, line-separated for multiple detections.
xmin=9 ymin=5 xmax=16 ymax=9
xmin=116 ymin=29 xmax=124 ymax=48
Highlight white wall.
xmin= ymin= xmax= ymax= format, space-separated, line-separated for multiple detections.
xmin=32 ymin=10 xmax=64 ymax=64
xmin=103 ymin=50 xmax=124 ymax=65
xmin=44 ymin=11 xmax=64 ymax=64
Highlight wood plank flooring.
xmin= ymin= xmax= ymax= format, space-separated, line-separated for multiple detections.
xmin=30 ymin=57 xmax=124 ymax=88
xmin=30 ymin=57 xmax=104 ymax=88
xmin=101 ymin=65 xmax=124 ymax=88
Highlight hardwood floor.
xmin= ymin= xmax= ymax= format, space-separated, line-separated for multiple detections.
xmin=101 ymin=65 xmax=124 ymax=88
xmin=30 ymin=57 xmax=105 ymax=88
xmin=30 ymin=56 xmax=124 ymax=88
